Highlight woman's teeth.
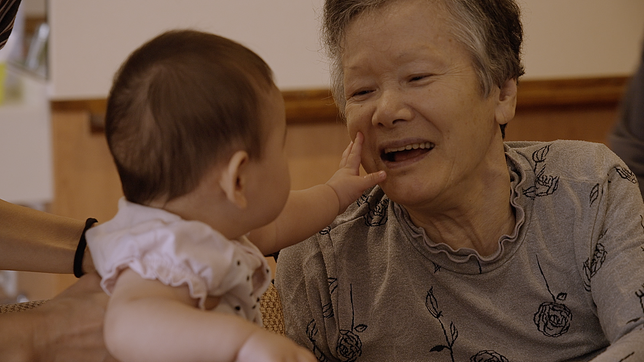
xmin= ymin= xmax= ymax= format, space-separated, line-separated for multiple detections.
xmin=384 ymin=142 xmax=433 ymax=154
xmin=381 ymin=142 xmax=434 ymax=162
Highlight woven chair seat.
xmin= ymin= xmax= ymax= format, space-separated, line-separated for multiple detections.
xmin=0 ymin=283 xmax=285 ymax=335
xmin=259 ymin=283 xmax=286 ymax=335
xmin=0 ymin=299 xmax=48 ymax=313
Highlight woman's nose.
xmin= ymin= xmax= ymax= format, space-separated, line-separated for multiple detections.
xmin=371 ymin=88 xmax=413 ymax=127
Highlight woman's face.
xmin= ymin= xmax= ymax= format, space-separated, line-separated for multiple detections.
xmin=342 ymin=0 xmax=514 ymax=209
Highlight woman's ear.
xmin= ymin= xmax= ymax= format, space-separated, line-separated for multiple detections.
xmin=219 ymin=150 xmax=250 ymax=209
xmin=495 ymin=79 xmax=518 ymax=126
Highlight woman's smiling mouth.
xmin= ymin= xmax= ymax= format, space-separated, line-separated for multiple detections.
xmin=381 ymin=142 xmax=434 ymax=163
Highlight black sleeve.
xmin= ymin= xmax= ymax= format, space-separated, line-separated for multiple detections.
xmin=0 ymin=0 xmax=22 ymax=50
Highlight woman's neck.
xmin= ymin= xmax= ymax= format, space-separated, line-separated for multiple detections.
xmin=406 ymin=164 xmax=515 ymax=257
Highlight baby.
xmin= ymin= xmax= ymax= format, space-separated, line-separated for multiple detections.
xmin=87 ymin=29 xmax=385 ymax=362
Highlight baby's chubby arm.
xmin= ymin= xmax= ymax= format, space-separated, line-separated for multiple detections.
xmin=104 ymin=268 xmax=315 ymax=362
xmin=251 ymin=132 xmax=386 ymax=255
xmin=326 ymin=132 xmax=386 ymax=214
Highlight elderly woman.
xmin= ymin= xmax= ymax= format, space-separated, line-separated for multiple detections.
xmin=275 ymin=0 xmax=644 ymax=361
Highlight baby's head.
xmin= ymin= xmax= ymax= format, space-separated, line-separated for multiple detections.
xmin=105 ymin=30 xmax=278 ymax=206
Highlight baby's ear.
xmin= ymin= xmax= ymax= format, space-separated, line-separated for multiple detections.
xmin=219 ymin=151 xmax=249 ymax=209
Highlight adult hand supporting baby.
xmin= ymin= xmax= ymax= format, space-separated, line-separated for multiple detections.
xmin=0 ymin=273 xmax=118 ymax=362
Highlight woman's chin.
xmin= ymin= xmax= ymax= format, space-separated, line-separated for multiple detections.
xmin=380 ymin=180 xmax=432 ymax=207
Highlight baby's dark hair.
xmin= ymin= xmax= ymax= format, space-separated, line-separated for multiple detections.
xmin=105 ymin=30 xmax=275 ymax=205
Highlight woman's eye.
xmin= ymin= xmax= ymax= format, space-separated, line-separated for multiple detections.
xmin=410 ymin=75 xmax=428 ymax=82
xmin=351 ymin=89 xmax=372 ymax=97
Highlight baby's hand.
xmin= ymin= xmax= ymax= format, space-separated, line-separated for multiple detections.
xmin=237 ymin=328 xmax=316 ymax=362
xmin=326 ymin=132 xmax=386 ymax=213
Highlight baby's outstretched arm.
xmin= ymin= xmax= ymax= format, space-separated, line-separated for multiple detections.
xmin=251 ymin=132 xmax=385 ymax=255
xmin=104 ymin=269 xmax=315 ymax=362
xmin=326 ymin=132 xmax=386 ymax=214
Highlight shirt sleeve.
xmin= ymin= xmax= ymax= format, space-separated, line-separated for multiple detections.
xmin=0 ymin=0 xmax=21 ymax=49
xmin=587 ymin=157 xmax=644 ymax=361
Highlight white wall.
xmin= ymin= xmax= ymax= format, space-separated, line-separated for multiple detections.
xmin=519 ymin=0 xmax=644 ymax=79
xmin=48 ymin=0 xmax=329 ymax=100
xmin=48 ymin=0 xmax=644 ymax=100
xmin=21 ymin=0 xmax=46 ymax=17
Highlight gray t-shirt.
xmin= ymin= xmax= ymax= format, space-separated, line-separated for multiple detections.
xmin=276 ymin=140 xmax=644 ymax=362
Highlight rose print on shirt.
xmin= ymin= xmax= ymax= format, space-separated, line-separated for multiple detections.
xmin=426 ymin=287 xmax=458 ymax=361
xmin=589 ymin=183 xmax=600 ymax=206
xmin=583 ymin=230 xmax=608 ymax=292
xmin=470 ymin=350 xmax=509 ymax=362
xmin=310 ymin=282 xmax=367 ymax=362
xmin=625 ymin=284 xmax=644 ymax=327
xmin=615 ymin=166 xmax=638 ymax=184
xmin=627 ymin=285 xmax=644 ymax=326
xmin=426 ymin=287 xmax=507 ymax=362
xmin=307 ymin=278 xmax=345 ymax=361
xmin=323 ymin=278 xmax=338 ymax=319
xmin=582 ymin=243 xmax=607 ymax=292
xmin=641 ymin=216 xmax=644 ymax=253
xmin=357 ymin=193 xmax=370 ymax=206
xmin=636 ymin=284 xmax=644 ymax=316
xmin=534 ymin=302 xmax=572 ymax=337
xmin=622 ymin=284 xmax=644 ymax=350
xmin=523 ymin=144 xmax=559 ymax=199
xmin=365 ymin=199 xmax=388 ymax=227
xmin=534 ymin=256 xmax=572 ymax=337
xmin=306 ymin=320 xmax=331 ymax=362
xmin=357 ymin=193 xmax=389 ymax=226
xmin=335 ymin=285 xmax=367 ymax=362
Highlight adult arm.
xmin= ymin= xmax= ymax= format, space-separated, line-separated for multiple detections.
xmin=0 ymin=198 xmax=94 ymax=273
xmin=0 ymin=273 xmax=118 ymax=362
xmin=104 ymin=268 xmax=314 ymax=362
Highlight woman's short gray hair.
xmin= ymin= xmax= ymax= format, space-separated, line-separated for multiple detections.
xmin=322 ymin=0 xmax=525 ymax=112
